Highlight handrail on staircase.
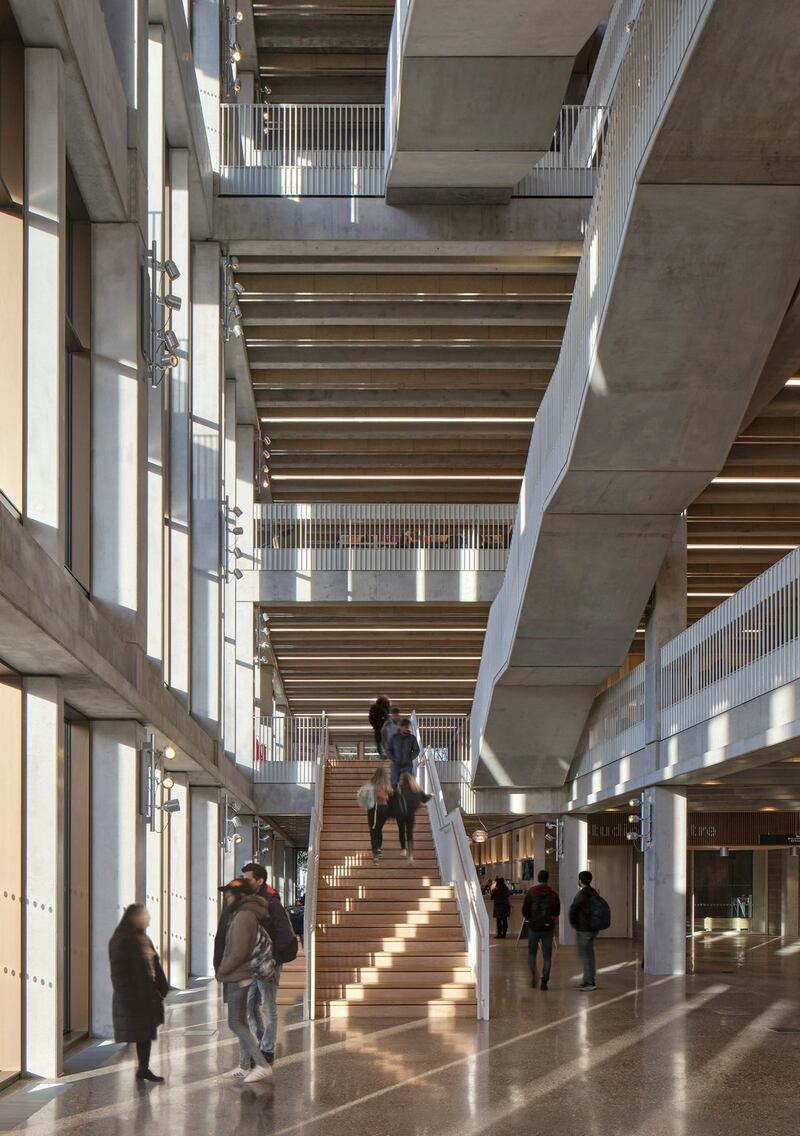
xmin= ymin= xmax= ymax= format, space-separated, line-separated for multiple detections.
xmin=411 ymin=713 xmax=490 ymax=1019
xmin=303 ymin=725 xmax=329 ymax=1019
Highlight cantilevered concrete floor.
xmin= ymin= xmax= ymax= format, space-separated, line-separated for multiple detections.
xmin=1 ymin=937 xmax=798 ymax=1135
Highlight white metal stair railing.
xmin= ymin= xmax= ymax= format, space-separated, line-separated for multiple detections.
xmin=303 ymin=749 xmax=327 ymax=1019
xmin=411 ymin=713 xmax=489 ymax=1019
xmin=220 ymin=103 xmax=385 ymax=196
xmin=417 ymin=747 xmax=490 ymax=1019
xmin=661 ymin=547 xmax=800 ymax=737
xmin=253 ymin=502 xmax=514 ymax=573
xmin=253 ymin=714 xmax=327 ymax=782
xmin=472 ymin=0 xmax=712 ymax=761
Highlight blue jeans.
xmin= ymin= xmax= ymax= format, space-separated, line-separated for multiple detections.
xmin=576 ymin=931 xmax=597 ymax=985
xmin=244 ymin=966 xmax=282 ymax=1058
xmin=390 ymin=762 xmax=413 ymax=788
xmin=527 ymin=929 xmax=554 ymax=982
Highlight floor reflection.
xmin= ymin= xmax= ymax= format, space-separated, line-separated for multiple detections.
xmin=0 ymin=936 xmax=796 ymax=1135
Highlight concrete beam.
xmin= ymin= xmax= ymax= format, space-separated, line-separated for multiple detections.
xmin=214 ymin=196 xmax=588 ymax=253
xmin=241 ymin=298 xmax=571 ymax=326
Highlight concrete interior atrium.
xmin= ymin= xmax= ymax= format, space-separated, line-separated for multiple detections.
xmin=0 ymin=0 xmax=799 ymax=1132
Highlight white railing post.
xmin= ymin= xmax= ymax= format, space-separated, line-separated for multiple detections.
xmin=303 ymin=745 xmax=327 ymax=1019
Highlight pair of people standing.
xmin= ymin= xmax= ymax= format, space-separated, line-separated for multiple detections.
xmin=359 ymin=766 xmax=430 ymax=864
xmin=520 ymin=868 xmax=608 ymax=991
xmin=215 ymin=865 xmax=298 ymax=1082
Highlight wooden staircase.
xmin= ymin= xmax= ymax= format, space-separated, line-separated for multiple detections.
xmin=313 ymin=760 xmax=476 ymax=1018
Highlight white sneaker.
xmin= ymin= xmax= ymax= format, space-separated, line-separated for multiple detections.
xmin=401 ymin=848 xmax=409 ymax=860
xmin=222 ymin=1068 xmax=248 ymax=1080
xmin=243 ymin=1063 xmax=273 ymax=1083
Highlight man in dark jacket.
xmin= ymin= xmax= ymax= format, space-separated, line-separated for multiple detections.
xmin=387 ymin=719 xmax=421 ymax=787
xmin=241 ymin=863 xmax=297 ymax=1065
xmin=569 ymin=869 xmax=599 ymax=991
xmin=368 ymin=695 xmax=390 ymax=753
xmin=522 ymin=870 xmax=561 ymax=990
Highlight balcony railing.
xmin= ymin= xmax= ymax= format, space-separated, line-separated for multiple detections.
xmin=219 ymin=102 xmax=605 ymax=198
xmin=661 ymin=548 xmax=800 ymax=737
xmin=220 ymin=103 xmax=385 ymax=196
xmin=253 ymin=503 xmax=515 ymax=572
xmin=253 ymin=714 xmax=328 ymax=783
xmin=575 ymin=547 xmax=800 ymax=770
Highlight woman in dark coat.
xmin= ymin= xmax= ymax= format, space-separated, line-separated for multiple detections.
xmin=492 ymin=878 xmax=512 ymax=939
xmin=109 ymin=904 xmax=169 ymax=1082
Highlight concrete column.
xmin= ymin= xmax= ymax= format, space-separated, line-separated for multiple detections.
xmin=192 ymin=0 xmax=220 ymax=169
xmin=22 ymin=678 xmax=64 ymax=1077
xmin=533 ymin=823 xmax=547 ymax=878
xmin=167 ymin=149 xmax=192 ymax=703
xmin=145 ymin=810 xmax=163 ymax=965
xmin=752 ymin=849 xmax=768 ymax=934
xmin=222 ymin=379 xmax=238 ymax=758
xmin=643 ymin=787 xmax=687 ymax=976
xmin=190 ymin=241 xmax=222 ymax=730
xmin=645 ymin=516 xmax=687 ymax=748
xmin=782 ymin=853 xmax=800 ymax=939
xmin=168 ymin=775 xmax=189 ymax=989
xmin=90 ymin=721 xmax=147 ymax=1037
xmin=190 ymin=787 xmax=220 ymax=976
xmin=92 ymin=223 xmax=146 ymax=643
xmin=559 ymin=815 xmax=588 ymax=946
xmin=146 ymin=25 xmax=166 ymax=666
xmin=24 ymin=50 xmax=65 ymax=562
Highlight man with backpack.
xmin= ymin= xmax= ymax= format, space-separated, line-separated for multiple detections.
xmin=568 ymin=869 xmax=611 ymax=991
xmin=241 ymin=863 xmax=299 ymax=1066
xmin=521 ymin=869 xmax=561 ymax=990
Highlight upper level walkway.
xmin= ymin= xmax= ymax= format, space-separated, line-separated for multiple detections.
xmin=471 ymin=0 xmax=800 ymax=790
xmin=240 ymin=503 xmax=513 ymax=603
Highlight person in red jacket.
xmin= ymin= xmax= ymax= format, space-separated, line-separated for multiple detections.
xmin=522 ymin=869 xmax=561 ymax=990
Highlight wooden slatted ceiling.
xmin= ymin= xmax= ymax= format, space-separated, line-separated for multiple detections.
xmin=264 ymin=602 xmax=488 ymax=736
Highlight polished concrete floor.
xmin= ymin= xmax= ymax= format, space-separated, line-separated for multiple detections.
xmin=1 ymin=934 xmax=798 ymax=1135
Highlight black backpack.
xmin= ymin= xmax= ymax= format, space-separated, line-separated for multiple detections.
xmin=528 ymin=894 xmax=555 ymax=933
xmin=588 ymin=892 xmax=611 ymax=933
xmin=261 ymin=893 xmax=300 ymax=965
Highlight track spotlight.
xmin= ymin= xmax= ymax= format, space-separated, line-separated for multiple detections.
xmin=163 ymin=259 xmax=180 ymax=282
xmin=233 ymin=567 xmax=244 ymax=580
xmin=163 ymin=329 xmax=179 ymax=353
xmin=231 ymin=505 xmax=243 ymax=517
xmin=164 ymin=293 xmax=182 ymax=311
xmin=162 ymin=798 xmax=181 ymax=814
xmin=231 ymin=42 xmax=242 ymax=62
xmin=233 ymin=282 xmax=245 ymax=296
xmin=158 ymin=352 xmax=179 ymax=369
xmin=162 ymin=774 xmax=174 ymax=790
xmin=235 ymin=9 xmax=244 ymax=22
xmin=163 ymin=745 xmax=176 ymax=760
xmin=233 ymin=79 xmax=241 ymax=94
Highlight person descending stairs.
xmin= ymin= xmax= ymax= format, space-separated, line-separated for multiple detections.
xmin=313 ymin=759 xmax=477 ymax=1018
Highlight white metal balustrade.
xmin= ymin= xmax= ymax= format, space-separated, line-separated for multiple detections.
xmin=512 ymin=104 xmax=608 ymax=197
xmin=416 ymin=740 xmax=490 ymax=1019
xmin=661 ymin=548 xmax=800 ymax=737
xmin=221 ymin=101 xmax=607 ymax=198
xmin=573 ymin=664 xmax=646 ymax=770
xmin=253 ymin=714 xmax=328 ymax=782
xmin=416 ymin=713 xmax=471 ymax=765
xmin=254 ymin=503 xmax=514 ymax=572
xmin=220 ymin=103 xmax=385 ymax=196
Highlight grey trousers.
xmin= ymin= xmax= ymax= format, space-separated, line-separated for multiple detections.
xmin=225 ymin=981 xmax=268 ymax=1070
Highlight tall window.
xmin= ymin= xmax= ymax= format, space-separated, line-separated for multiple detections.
xmin=0 ymin=5 xmax=24 ymax=512
xmin=65 ymin=168 xmax=92 ymax=589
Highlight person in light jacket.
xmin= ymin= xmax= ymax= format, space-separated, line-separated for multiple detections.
xmin=109 ymin=904 xmax=168 ymax=1083
xmin=216 ymin=879 xmax=273 ymax=1083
